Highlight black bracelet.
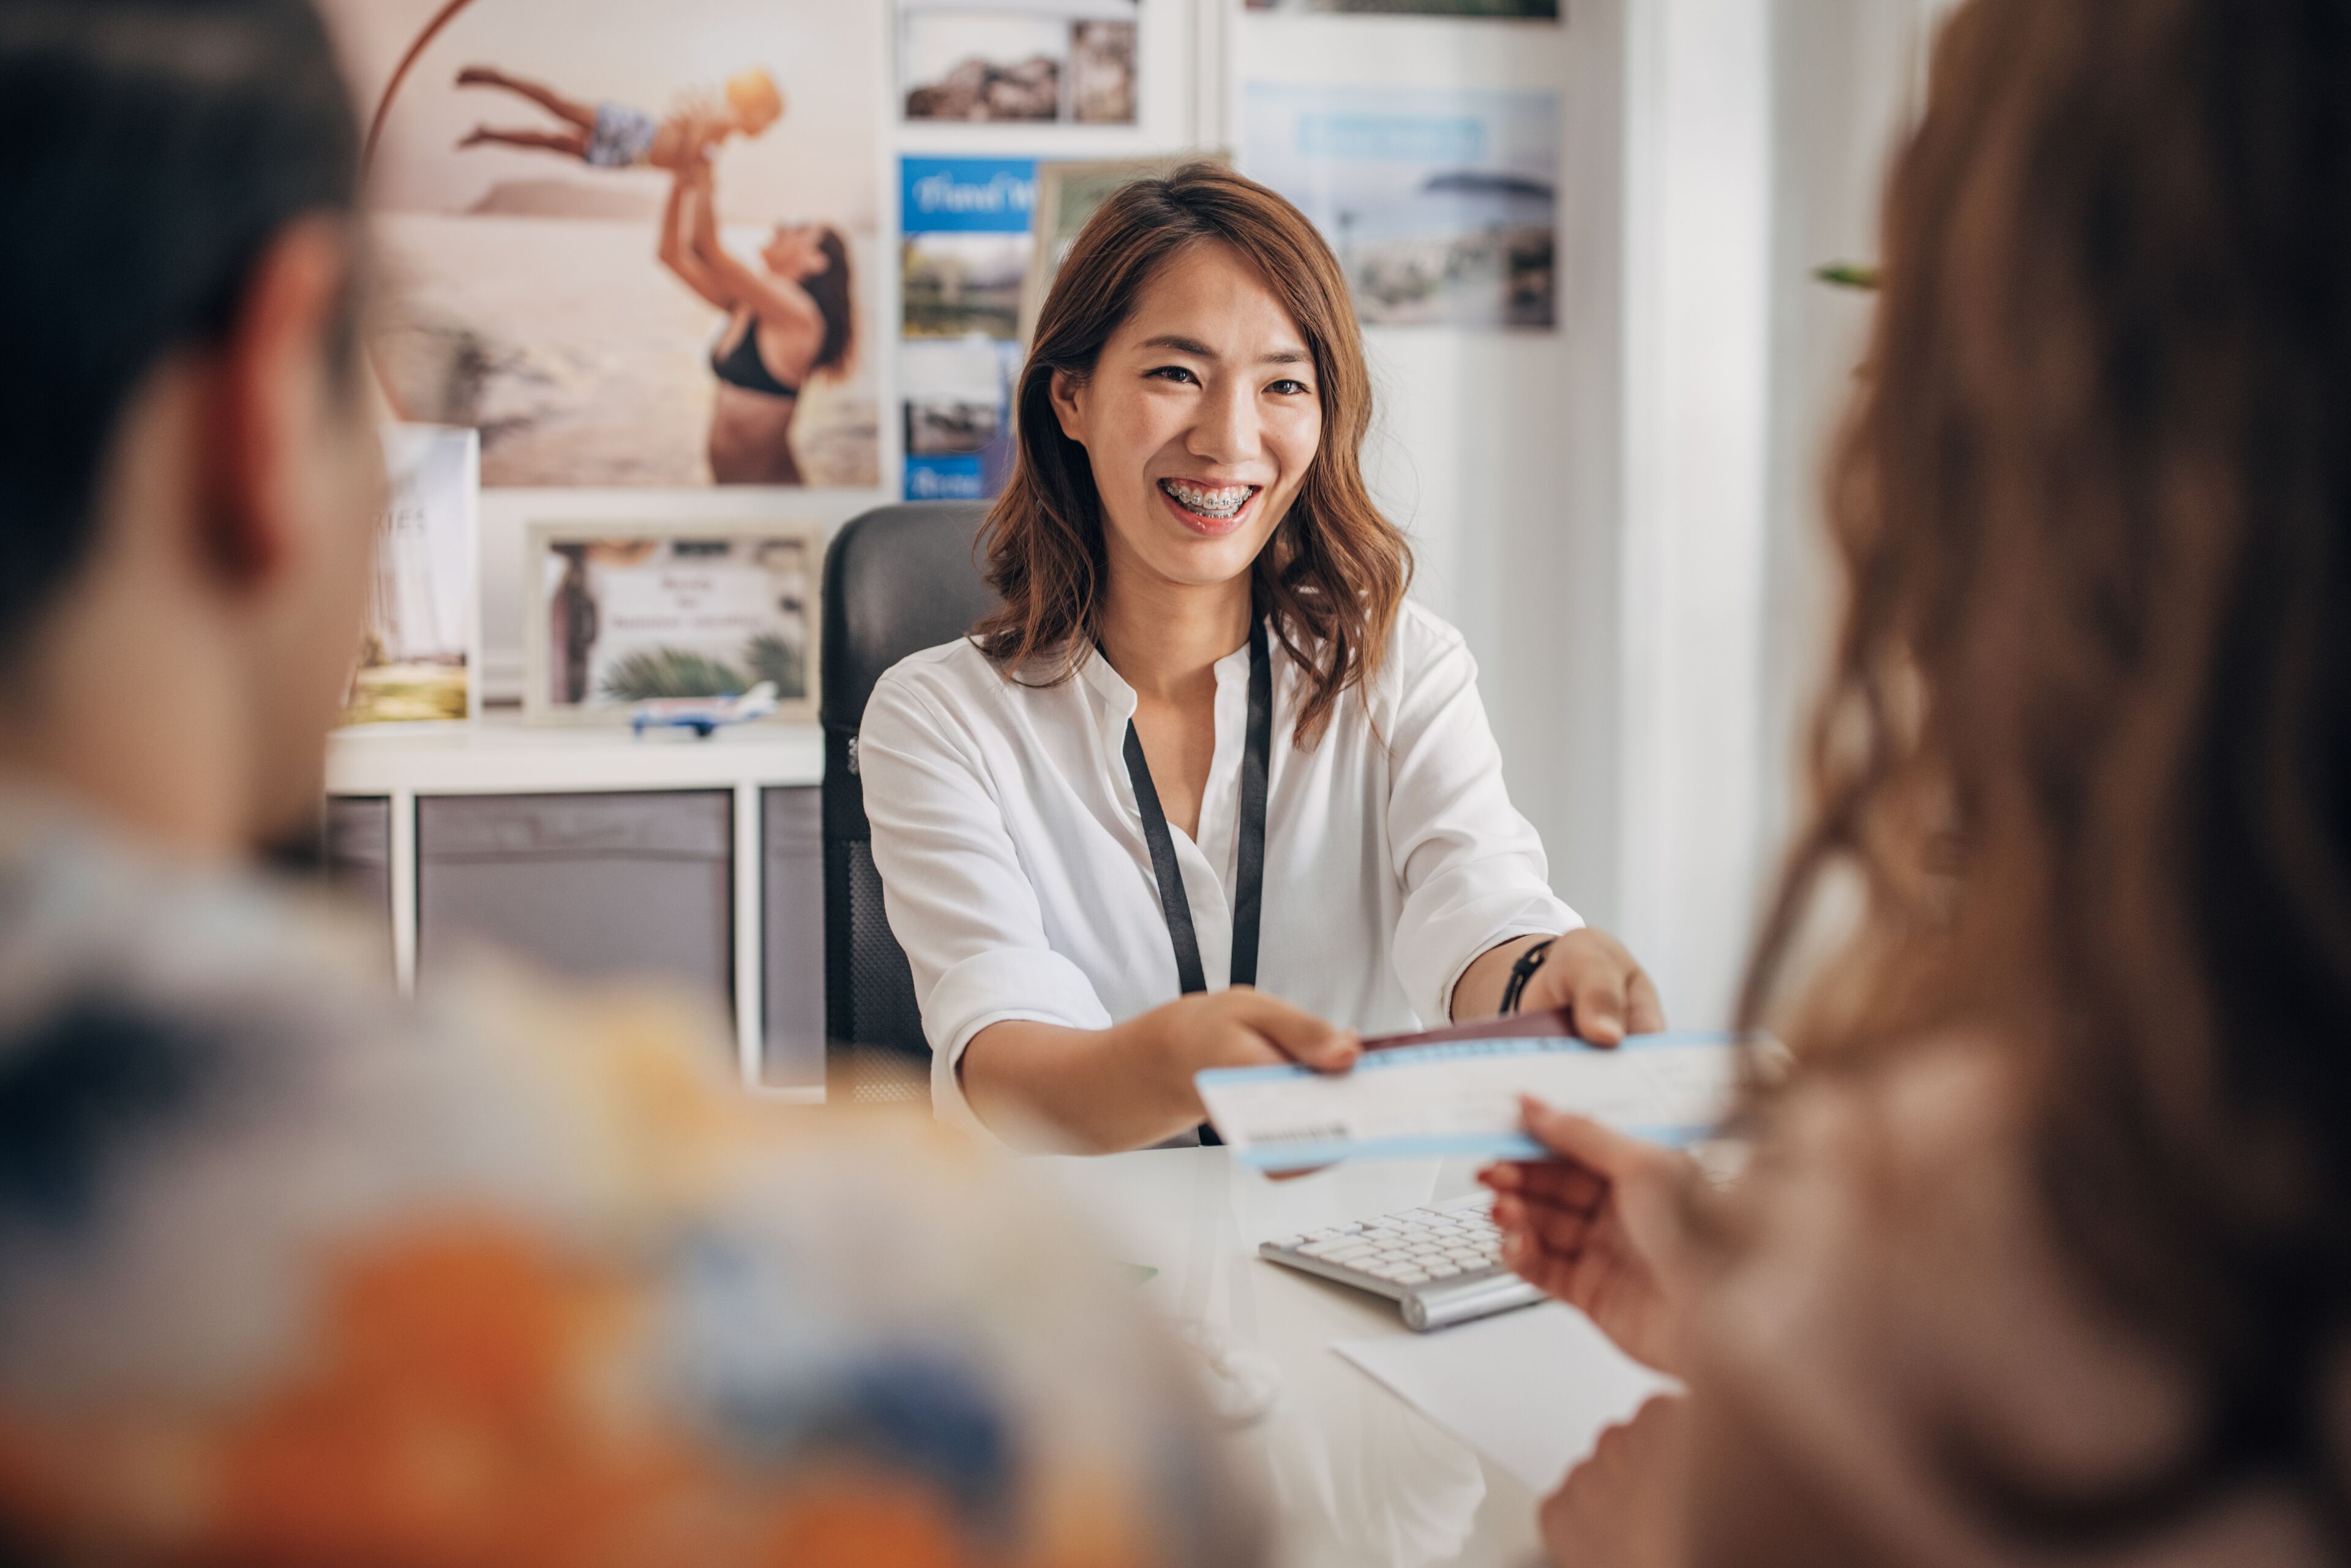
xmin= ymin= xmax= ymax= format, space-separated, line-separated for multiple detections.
xmin=1498 ymin=937 xmax=1557 ymax=1015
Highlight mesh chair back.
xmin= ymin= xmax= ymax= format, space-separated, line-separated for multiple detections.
xmin=819 ymin=503 xmax=998 ymax=1103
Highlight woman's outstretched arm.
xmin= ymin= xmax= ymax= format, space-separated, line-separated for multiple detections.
xmin=685 ymin=169 xmax=825 ymax=337
xmin=656 ymin=165 xmax=731 ymax=310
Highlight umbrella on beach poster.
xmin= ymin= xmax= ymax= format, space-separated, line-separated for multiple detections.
xmin=328 ymin=0 xmax=883 ymax=489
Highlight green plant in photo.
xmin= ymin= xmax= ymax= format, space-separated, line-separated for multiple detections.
xmin=741 ymin=632 xmax=806 ymax=697
xmin=1815 ymin=262 xmax=1881 ymax=291
xmin=599 ymin=647 xmax=747 ymax=702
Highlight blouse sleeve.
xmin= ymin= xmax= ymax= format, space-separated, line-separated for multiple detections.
xmin=858 ymin=669 xmax=1115 ymax=1135
xmin=1382 ymin=613 xmax=1580 ymax=1022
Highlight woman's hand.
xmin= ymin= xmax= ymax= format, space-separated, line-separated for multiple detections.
xmin=961 ymin=989 xmax=1356 ymax=1153
xmin=1538 ymin=1395 xmax=1689 ymax=1568
xmin=1480 ymin=1097 xmax=1692 ymax=1375
xmin=1516 ymin=927 xmax=1665 ymax=1044
xmin=1146 ymin=986 xmax=1360 ymax=1108
xmin=1451 ymin=927 xmax=1663 ymax=1040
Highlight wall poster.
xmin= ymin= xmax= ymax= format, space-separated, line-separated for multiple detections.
xmin=1246 ymin=0 xmax=1558 ymax=16
xmin=330 ymin=0 xmax=883 ymax=489
xmin=900 ymin=157 xmax=1036 ymax=503
xmin=1241 ymin=84 xmax=1560 ymax=329
xmin=899 ymin=0 xmax=1140 ymax=126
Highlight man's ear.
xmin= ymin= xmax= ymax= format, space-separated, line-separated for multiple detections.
xmin=196 ymin=218 xmax=358 ymax=592
xmin=1048 ymin=367 xmax=1087 ymax=446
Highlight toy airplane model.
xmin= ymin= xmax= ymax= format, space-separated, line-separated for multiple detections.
xmin=629 ymin=682 xmax=779 ymax=738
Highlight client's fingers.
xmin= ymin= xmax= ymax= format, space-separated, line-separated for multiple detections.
xmin=1509 ymin=1161 xmax=1607 ymax=1210
xmin=1494 ymin=1191 xmax=1599 ymax=1256
xmin=1521 ymin=1097 xmax=1655 ymax=1177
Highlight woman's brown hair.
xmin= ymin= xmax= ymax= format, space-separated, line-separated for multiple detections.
xmin=1743 ymin=0 xmax=2351 ymax=1533
xmin=971 ymin=162 xmax=1411 ymax=746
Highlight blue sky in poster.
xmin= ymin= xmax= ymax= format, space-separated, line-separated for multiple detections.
xmin=902 ymin=157 xmax=1039 ymax=234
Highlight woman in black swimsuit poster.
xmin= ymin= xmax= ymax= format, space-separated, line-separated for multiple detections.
xmin=331 ymin=0 xmax=880 ymax=489
xmin=657 ymin=158 xmax=855 ymax=486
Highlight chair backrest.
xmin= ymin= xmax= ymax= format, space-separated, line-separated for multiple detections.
xmin=819 ymin=502 xmax=999 ymax=1103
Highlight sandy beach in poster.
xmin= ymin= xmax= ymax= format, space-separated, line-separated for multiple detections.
xmin=325 ymin=0 xmax=882 ymax=488
xmin=1242 ymin=84 xmax=1559 ymax=328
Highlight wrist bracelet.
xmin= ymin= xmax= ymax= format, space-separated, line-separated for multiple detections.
xmin=1498 ymin=937 xmax=1556 ymax=1016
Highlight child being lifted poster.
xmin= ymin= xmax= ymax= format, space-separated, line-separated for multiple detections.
xmin=328 ymin=0 xmax=883 ymax=489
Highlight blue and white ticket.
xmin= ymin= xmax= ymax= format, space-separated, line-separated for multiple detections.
xmin=1196 ymin=1030 xmax=1748 ymax=1173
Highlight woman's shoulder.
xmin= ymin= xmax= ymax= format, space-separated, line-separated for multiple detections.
xmin=1389 ymin=599 xmax=1472 ymax=665
xmin=868 ymin=636 xmax=1005 ymax=707
xmin=1333 ymin=600 xmax=1475 ymax=723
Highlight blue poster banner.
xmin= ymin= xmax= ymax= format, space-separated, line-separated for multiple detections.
xmin=900 ymin=158 xmax=1037 ymax=502
xmin=901 ymin=157 xmax=1038 ymax=235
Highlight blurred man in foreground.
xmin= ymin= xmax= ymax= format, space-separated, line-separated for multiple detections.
xmin=0 ymin=2 xmax=1258 ymax=1560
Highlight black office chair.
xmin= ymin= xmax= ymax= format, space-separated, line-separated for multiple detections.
xmin=820 ymin=502 xmax=1000 ymax=1103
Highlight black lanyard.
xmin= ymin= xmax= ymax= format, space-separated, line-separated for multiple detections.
xmin=1121 ymin=619 xmax=1273 ymax=1143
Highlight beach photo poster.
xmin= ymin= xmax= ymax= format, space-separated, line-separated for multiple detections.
xmin=1245 ymin=0 xmax=1558 ymax=17
xmin=1240 ymin=84 xmax=1560 ymax=329
xmin=901 ymin=157 xmax=1035 ymax=502
xmin=524 ymin=523 xmax=820 ymax=724
xmin=899 ymin=0 xmax=1139 ymax=125
xmin=343 ymin=425 xmax=480 ymax=726
xmin=328 ymin=0 xmax=883 ymax=489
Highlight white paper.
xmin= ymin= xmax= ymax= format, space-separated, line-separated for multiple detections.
xmin=1198 ymin=1032 xmax=1742 ymax=1171
xmin=1333 ymin=1304 xmax=1678 ymax=1493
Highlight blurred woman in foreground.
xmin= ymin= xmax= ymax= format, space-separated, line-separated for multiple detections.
xmin=1488 ymin=1 xmax=2351 ymax=1561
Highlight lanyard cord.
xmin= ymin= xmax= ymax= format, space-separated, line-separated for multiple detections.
xmin=1121 ymin=618 xmax=1273 ymax=1143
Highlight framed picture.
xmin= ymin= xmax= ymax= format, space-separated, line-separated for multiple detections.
xmin=523 ymin=521 xmax=821 ymax=725
xmin=333 ymin=0 xmax=883 ymax=489
xmin=1245 ymin=0 xmax=1558 ymax=15
xmin=1240 ymin=84 xmax=1560 ymax=329
xmin=899 ymin=0 xmax=1139 ymax=126
xmin=342 ymin=424 xmax=481 ymax=726
xmin=1019 ymin=152 xmax=1227 ymax=341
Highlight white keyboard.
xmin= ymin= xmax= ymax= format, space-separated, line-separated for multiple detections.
xmin=1257 ymin=1192 xmax=1545 ymax=1331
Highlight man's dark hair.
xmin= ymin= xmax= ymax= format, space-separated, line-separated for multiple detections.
xmin=0 ymin=0 xmax=362 ymax=645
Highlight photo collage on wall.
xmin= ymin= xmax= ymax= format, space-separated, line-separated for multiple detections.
xmin=323 ymin=0 xmax=1567 ymax=726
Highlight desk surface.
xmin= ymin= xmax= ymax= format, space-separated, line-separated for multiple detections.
xmin=1030 ymin=1146 xmax=1545 ymax=1568
xmin=324 ymin=713 xmax=825 ymax=797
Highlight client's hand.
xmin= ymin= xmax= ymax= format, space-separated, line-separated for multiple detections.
xmin=1480 ymin=1097 xmax=1692 ymax=1375
xmin=1517 ymin=927 xmax=1665 ymax=1045
xmin=1539 ymin=1395 xmax=1689 ymax=1568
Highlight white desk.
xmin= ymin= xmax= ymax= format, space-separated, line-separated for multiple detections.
xmin=1030 ymin=1146 xmax=1549 ymax=1568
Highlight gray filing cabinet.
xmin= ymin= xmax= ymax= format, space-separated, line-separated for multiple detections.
xmin=320 ymin=745 xmax=828 ymax=1093
xmin=416 ymin=790 xmax=737 ymax=1011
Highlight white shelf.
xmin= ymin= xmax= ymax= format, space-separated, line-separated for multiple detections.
xmin=325 ymin=711 xmax=825 ymax=797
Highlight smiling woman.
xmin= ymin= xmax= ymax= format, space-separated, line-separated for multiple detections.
xmin=858 ymin=163 xmax=1661 ymax=1153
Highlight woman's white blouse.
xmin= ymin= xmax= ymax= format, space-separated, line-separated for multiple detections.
xmin=858 ymin=602 xmax=1580 ymax=1134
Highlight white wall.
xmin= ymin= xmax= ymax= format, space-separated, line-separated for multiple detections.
xmin=1226 ymin=3 xmax=1630 ymax=937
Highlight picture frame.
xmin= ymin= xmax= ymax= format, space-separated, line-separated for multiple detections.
xmin=1019 ymin=152 xmax=1229 ymax=342
xmin=341 ymin=424 xmax=482 ymax=727
xmin=522 ymin=519 xmax=822 ymax=726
